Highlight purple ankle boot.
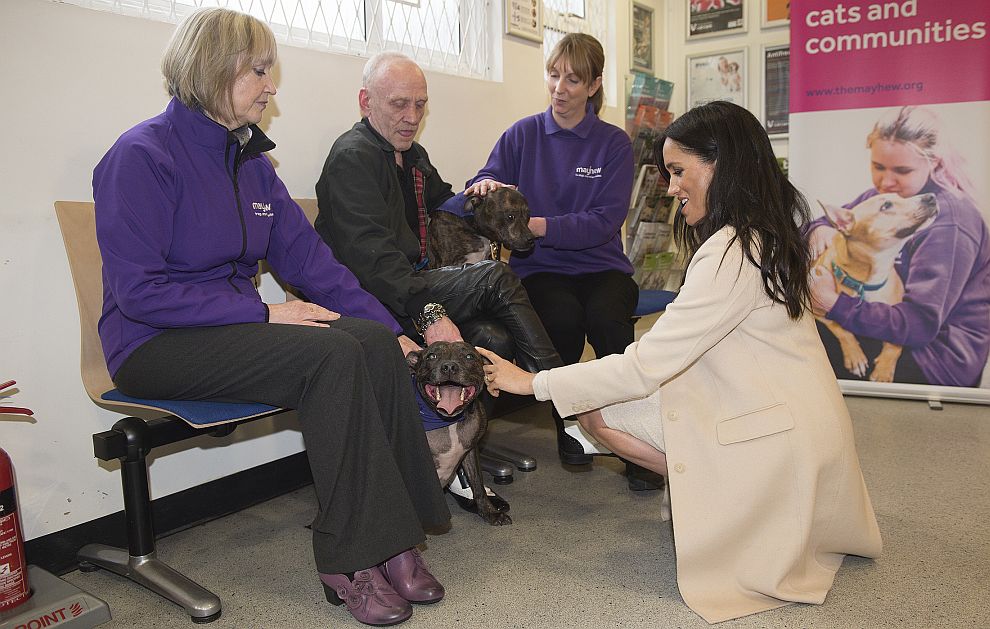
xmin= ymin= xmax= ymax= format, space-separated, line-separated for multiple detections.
xmin=320 ymin=566 xmax=412 ymax=626
xmin=381 ymin=548 xmax=445 ymax=604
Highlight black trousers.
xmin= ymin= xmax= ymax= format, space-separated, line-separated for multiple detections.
xmin=522 ymin=270 xmax=639 ymax=366
xmin=419 ymin=260 xmax=563 ymax=372
xmin=113 ymin=317 xmax=450 ymax=574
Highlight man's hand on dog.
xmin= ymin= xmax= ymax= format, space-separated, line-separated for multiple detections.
xmin=268 ymin=301 xmax=340 ymax=327
xmin=423 ymin=316 xmax=463 ymax=345
xmin=476 ymin=347 xmax=536 ymax=397
xmin=464 ymin=178 xmax=514 ymax=197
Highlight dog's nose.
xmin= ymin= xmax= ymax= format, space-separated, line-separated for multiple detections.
xmin=440 ymin=361 xmax=460 ymax=374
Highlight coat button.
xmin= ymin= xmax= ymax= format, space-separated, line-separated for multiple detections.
xmin=673 ymin=463 xmax=685 ymax=473
xmin=667 ymin=410 xmax=679 ymax=421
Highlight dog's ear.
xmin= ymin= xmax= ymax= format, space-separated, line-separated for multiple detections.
xmin=406 ymin=349 xmax=422 ymax=369
xmin=820 ymin=201 xmax=855 ymax=235
xmin=464 ymin=195 xmax=483 ymax=213
xmin=478 ymin=352 xmax=494 ymax=366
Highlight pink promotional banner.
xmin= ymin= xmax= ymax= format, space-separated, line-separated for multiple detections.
xmin=790 ymin=0 xmax=990 ymax=402
xmin=791 ymin=0 xmax=990 ymax=113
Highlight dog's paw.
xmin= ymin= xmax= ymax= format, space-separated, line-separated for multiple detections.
xmin=841 ymin=346 xmax=870 ymax=378
xmin=480 ymin=510 xmax=512 ymax=526
xmin=476 ymin=500 xmax=512 ymax=526
xmin=868 ymin=364 xmax=896 ymax=383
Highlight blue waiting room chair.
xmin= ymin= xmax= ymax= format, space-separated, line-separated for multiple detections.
xmin=55 ymin=201 xmax=292 ymax=623
xmin=634 ymin=289 xmax=678 ymax=319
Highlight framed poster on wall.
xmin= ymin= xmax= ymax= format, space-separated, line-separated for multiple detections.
xmin=762 ymin=44 xmax=790 ymax=135
xmin=505 ymin=0 xmax=543 ymax=43
xmin=631 ymin=3 xmax=655 ymax=74
xmin=687 ymin=48 xmax=747 ymax=109
xmin=688 ymin=0 xmax=746 ymax=40
xmin=761 ymin=0 xmax=790 ymax=28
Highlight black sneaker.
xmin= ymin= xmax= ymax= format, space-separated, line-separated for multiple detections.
xmin=554 ymin=411 xmax=593 ymax=465
xmin=625 ymin=461 xmax=664 ymax=491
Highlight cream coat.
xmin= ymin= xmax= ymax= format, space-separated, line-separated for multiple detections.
xmin=542 ymin=227 xmax=882 ymax=623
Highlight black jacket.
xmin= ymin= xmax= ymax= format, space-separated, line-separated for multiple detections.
xmin=315 ymin=119 xmax=454 ymax=326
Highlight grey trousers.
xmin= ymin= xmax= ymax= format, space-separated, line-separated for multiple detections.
xmin=113 ymin=317 xmax=450 ymax=574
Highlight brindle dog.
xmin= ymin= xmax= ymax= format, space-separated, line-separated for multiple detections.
xmin=426 ymin=188 xmax=535 ymax=269
xmin=408 ymin=341 xmax=511 ymax=526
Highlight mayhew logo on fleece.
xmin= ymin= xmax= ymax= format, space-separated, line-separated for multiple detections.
xmin=252 ymin=201 xmax=273 ymax=217
xmin=574 ymin=165 xmax=602 ymax=179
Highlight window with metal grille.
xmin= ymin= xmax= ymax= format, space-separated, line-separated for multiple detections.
xmin=62 ymin=0 xmax=492 ymax=79
xmin=542 ymin=0 xmax=613 ymax=103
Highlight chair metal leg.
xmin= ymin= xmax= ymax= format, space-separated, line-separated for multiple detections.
xmin=479 ymin=454 xmax=514 ymax=484
xmin=78 ymin=546 xmax=222 ymax=623
xmin=479 ymin=441 xmax=538 ymax=472
xmin=79 ymin=417 xmax=222 ymax=623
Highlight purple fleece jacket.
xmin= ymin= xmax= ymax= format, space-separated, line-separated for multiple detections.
xmin=441 ymin=105 xmax=634 ymax=278
xmin=808 ymin=181 xmax=990 ymax=387
xmin=94 ymin=98 xmax=400 ymax=378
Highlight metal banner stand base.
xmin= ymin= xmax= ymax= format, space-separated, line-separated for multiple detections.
xmin=0 ymin=566 xmax=111 ymax=629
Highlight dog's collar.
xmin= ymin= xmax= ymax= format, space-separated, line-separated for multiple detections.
xmin=830 ymin=261 xmax=887 ymax=298
xmin=458 ymin=213 xmax=502 ymax=261
xmin=412 ymin=376 xmax=467 ymax=431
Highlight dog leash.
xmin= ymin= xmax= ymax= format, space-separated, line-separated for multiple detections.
xmin=830 ymin=261 xmax=888 ymax=299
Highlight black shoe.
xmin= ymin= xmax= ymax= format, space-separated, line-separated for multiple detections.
xmin=449 ymin=489 xmax=510 ymax=514
xmin=625 ymin=462 xmax=664 ymax=492
xmin=554 ymin=412 xmax=593 ymax=466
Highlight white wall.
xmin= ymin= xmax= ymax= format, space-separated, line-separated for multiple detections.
xmin=0 ymin=0 xmax=637 ymax=540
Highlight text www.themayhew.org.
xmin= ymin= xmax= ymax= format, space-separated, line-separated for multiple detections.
xmin=806 ymin=81 xmax=924 ymax=97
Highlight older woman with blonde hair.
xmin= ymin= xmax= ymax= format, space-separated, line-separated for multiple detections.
xmin=94 ymin=8 xmax=448 ymax=625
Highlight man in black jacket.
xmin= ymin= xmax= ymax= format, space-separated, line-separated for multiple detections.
xmin=315 ymin=52 xmax=595 ymax=511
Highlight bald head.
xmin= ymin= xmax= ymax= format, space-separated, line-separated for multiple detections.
xmin=359 ymin=52 xmax=428 ymax=152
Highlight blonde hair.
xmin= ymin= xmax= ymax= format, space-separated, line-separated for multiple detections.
xmin=161 ymin=8 xmax=277 ymax=126
xmin=545 ymin=33 xmax=605 ymax=115
xmin=867 ymin=106 xmax=976 ymax=201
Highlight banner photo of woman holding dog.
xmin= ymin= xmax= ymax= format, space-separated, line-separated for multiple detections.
xmin=789 ymin=0 xmax=990 ymax=401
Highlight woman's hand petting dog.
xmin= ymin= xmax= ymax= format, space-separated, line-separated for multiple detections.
xmin=268 ymin=300 xmax=340 ymax=327
xmin=464 ymin=179 xmax=515 ymax=197
xmin=809 ymin=265 xmax=840 ymax=317
xmin=475 ymin=347 xmax=537 ymax=397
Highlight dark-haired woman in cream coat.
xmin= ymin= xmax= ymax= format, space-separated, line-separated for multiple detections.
xmin=479 ymin=101 xmax=882 ymax=623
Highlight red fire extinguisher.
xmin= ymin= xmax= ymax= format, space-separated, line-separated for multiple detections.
xmin=0 ymin=380 xmax=33 ymax=611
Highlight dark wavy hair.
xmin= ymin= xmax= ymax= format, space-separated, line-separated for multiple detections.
xmin=655 ymin=101 xmax=812 ymax=319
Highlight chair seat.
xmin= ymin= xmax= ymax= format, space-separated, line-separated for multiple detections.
xmin=101 ymin=389 xmax=280 ymax=427
xmin=635 ymin=289 xmax=677 ymax=317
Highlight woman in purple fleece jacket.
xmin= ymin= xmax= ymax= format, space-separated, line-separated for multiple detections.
xmin=94 ymin=9 xmax=449 ymax=626
xmin=807 ymin=106 xmax=990 ymax=387
xmin=463 ymin=34 xmax=660 ymax=490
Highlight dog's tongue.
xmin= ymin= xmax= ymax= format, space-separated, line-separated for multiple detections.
xmin=437 ymin=385 xmax=463 ymax=414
